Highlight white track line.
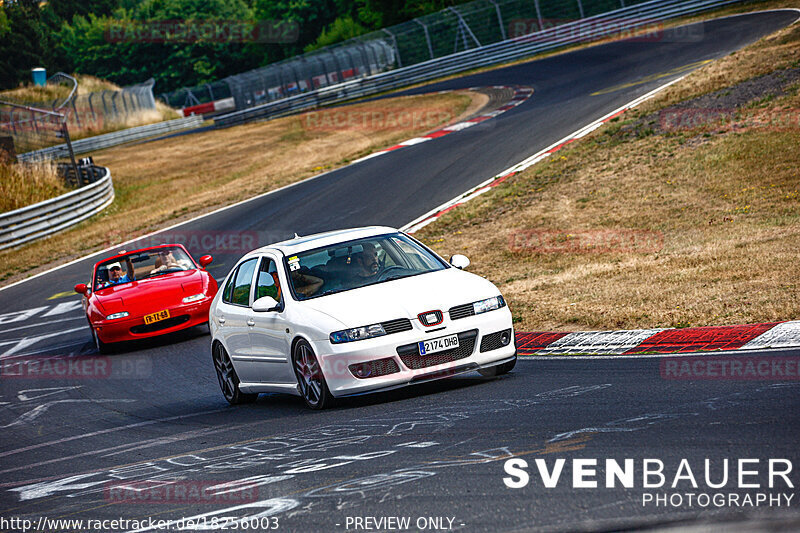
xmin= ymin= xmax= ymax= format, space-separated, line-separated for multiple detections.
xmin=0 ymin=407 xmax=229 ymax=459
xmin=518 ymin=345 xmax=800 ymax=360
xmin=3 ymin=10 xmax=796 ymax=294
xmin=402 ymin=74 xmax=689 ymax=233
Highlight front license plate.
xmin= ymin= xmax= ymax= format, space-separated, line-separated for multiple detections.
xmin=144 ymin=309 xmax=170 ymax=325
xmin=418 ymin=334 xmax=459 ymax=355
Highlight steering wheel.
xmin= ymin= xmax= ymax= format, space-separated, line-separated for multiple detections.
xmin=377 ymin=265 xmax=405 ymax=281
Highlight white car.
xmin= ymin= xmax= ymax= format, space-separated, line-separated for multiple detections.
xmin=209 ymin=226 xmax=516 ymax=409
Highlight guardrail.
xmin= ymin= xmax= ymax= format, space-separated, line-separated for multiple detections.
xmin=18 ymin=115 xmax=204 ymax=162
xmin=216 ymin=0 xmax=743 ymax=126
xmin=0 ymin=166 xmax=114 ymax=251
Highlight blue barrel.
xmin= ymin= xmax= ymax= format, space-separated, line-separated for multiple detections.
xmin=32 ymin=68 xmax=47 ymax=86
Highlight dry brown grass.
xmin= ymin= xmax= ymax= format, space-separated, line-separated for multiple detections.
xmin=0 ymin=91 xmax=476 ymax=284
xmin=1 ymin=74 xmax=180 ymax=140
xmin=0 ymin=161 xmax=69 ymax=213
xmin=417 ymin=19 xmax=800 ymax=331
xmin=68 ymin=105 xmax=181 ymax=141
xmin=1 ymin=74 xmax=119 ymax=105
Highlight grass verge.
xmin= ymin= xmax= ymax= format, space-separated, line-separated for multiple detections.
xmin=416 ymin=11 xmax=800 ymax=331
xmin=0 ymin=90 xmax=479 ymax=284
xmin=0 ymin=161 xmax=68 ymax=213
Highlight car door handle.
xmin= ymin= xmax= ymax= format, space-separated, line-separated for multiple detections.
xmin=247 ymin=319 xmax=255 ymax=327
xmin=218 ymin=316 xmax=226 ymax=325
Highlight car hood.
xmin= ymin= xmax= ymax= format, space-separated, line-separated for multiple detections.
xmin=299 ymin=267 xmax=500 ymax=327
xmin=94 ymin=270 xmax=206 ymax=315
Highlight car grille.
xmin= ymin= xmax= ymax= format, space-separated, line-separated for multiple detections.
xmin=396 ymin=329 xmax=478 ymax=370
xmin=480 ymin=329 xmax=513 ymax=352
xmin=449 ymin=303 xmax=475 ymax=321
xmin=381 ymin=318 xmax=413 ymax=335
xmin=130 ymin=315 xmax=190 ymax=334
xmin=349 ymin=357 xmax=400 ymax=379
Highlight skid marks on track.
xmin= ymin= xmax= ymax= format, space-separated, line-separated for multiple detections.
xmin=7 ymin=383 xmax=612 ymax=525
xmin=0 ymin=386 xmax=135 ymax=429
xmin=548 ymin=382 xmax=800 ymax=443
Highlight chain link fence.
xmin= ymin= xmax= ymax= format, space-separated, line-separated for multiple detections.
xmin=0 ymin=101 xmax=76 ymax=163
xmin=71 ymin=79 xmax=157 ymax=132
xmin=161 ymin=0 xmax=649 ymax=112
xmin=2 ymin=73 xmax=158 ymax=144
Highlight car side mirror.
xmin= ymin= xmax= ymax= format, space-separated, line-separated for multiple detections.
xmin=449 ymin=254 xmax=470 ymax=270
xmin=199 ymin=255 xmax=213 ymax=268
xmin=252 ymin=296 xmax=280 ymax=312
xmin=74 ymin=283 xmax=88 ymax=295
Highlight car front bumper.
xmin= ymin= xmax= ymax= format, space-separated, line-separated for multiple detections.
xmin=93 ymin=299 xmax=212 ymax=344
xmin=315 ymin=307 xmax=515 ymax=398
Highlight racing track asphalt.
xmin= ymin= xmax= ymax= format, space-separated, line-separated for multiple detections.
xmin=1 ymin=10 xmax=799 ymax=532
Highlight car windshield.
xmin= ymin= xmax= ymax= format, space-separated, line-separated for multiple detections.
xmin=94 ymin=247 xmax=196 ymax=290
xmin=285 ymin=233 xmax=447 ymax=300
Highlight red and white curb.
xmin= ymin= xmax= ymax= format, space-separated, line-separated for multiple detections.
xmin=350 ymin=86 xmax=534 ymax=165
xmin=515 ymin=321 xmax=800 ymax=356
xmin=179 ymin=97 xmax=236 ymax=117
xmin=402 ymin=75 xmax=688 ymax=234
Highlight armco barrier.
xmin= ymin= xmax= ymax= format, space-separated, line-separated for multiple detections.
xmin=0 ymin=167 xmax=114 ymax=250
xmin=215 ymin=0 xmax=744 ymax=127
xmin=18 ymin=116 xmax=204 ymax=162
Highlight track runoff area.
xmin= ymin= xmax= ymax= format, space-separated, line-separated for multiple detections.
xmin=1 ymin=9 xmax=800 ymax=533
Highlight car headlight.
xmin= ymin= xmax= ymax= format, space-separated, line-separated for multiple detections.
xmin=330 ymin=323 xmax=386 ymax=344
xmin=182 ymin=293 xmax=206 ymax=303
xmin=105 ymin=312 xmax=129 ymax=320
xmin=473 ymin=295 xmax=506 ymax=315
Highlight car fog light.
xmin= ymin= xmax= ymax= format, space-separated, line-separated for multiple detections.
xmin=500 ymin=331 xmax=511 ymax=346
xmin=352 ymin=363 xmax=372 ymax=378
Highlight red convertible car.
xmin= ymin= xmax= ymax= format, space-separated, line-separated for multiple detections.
xmin=74 ymin=244 xmax=218 ymax=352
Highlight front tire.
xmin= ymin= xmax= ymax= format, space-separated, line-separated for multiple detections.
xmin=478 ymin=355 xmax=517 ymax=377
xmin=92 ymin=326 xmax=110 ymax=355
xmin=212 ymin=343 xmax=257 ymax=405
xmin=292 ymin=339 xmax=333 ymax=410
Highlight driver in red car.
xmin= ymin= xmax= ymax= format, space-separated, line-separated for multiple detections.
xmin=98 ymin=250 xmax=135 ymax=288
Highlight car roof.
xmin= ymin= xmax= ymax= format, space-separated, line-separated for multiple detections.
xmin=248 ymin=226 xmax=399 ymax=257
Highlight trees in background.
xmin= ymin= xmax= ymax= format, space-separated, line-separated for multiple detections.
xmin=0 ymin=0 xmax=471 ymax=93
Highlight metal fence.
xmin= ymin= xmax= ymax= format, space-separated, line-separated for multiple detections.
xmin=17 ymin=115 xmax=204 ymax=162
xmin=0 ymin=100 xmax=76 ymax=160
xmin=0 ymin=72 xmax=158 ymax=157
xmin=216 ymin=0 xmax=744 ymax=126
xmin=163 ymin=0 xmax=676 ymax=113
xmin=160 ymin=80 xmax=231 ymax=109
xmin=0 ymin=165 xmax=114 ymax=251
xmin=68 ymin=79 xmax=158 ymax=132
